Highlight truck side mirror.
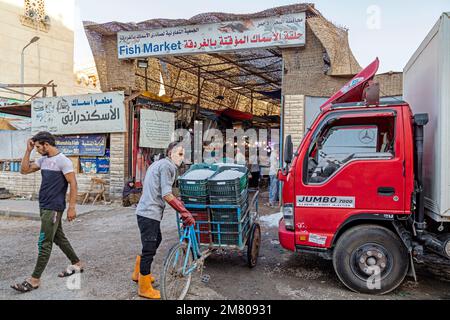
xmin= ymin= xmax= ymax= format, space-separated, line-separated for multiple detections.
xmin=284 ymin=135 xmax=294 ymax=164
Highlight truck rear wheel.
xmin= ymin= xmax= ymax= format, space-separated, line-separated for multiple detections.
xmin=333 ymin=224 xmax=408 ymax=295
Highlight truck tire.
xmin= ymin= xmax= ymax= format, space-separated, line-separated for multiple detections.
xmin=333 ymin=224 xmax=408 ymax=295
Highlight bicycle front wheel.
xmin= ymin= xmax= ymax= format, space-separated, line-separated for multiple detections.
xmin=161 ymin=242 xmax=193 ymax=300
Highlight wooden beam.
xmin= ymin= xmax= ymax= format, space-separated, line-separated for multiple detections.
xmin=25 ymin=80 xmax=54 ymax=103
xmin=135 ymin=73 xmax=230 ymax=109
xmin=182 ymin=55 xmax=279 ymax=70
xmin=170 ymin=68 xmax=182 ymax=99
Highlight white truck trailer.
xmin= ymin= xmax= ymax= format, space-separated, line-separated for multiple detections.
xmin=404 ymin=12 xmax=450 ymax=224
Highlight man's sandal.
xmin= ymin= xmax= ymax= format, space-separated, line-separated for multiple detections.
xmin=58 ymin=265 xmax=84 ymax=278
xmin=11 ymin=281 xmax=39 ymax=293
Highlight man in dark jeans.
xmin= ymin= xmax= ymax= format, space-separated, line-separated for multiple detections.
xmin=131 ymin=142 xmax=195 ymax=299
xmin=11 ymin=132 xmax=82 ymax=293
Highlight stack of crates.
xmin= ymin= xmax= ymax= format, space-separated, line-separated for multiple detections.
xmin=179 ymin=164 xmax=217 ymax=245
xmin=207 ymin=164 xmax=250 ymax=246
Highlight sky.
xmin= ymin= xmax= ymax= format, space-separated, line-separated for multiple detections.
xmin=74 ymin=0 xmax=449 ymax=72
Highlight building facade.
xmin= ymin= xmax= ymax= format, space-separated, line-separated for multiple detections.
xmin=0 ymin=0 xmax=79 ymax=98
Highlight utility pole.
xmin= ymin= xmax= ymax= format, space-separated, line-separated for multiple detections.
xmin=20 ymin=36 xmax=40 ymax=101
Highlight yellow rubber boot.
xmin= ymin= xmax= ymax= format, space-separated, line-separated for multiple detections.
xmin=138 ymin=274 xmax=161 ymax=300
xmin=132 ymin=256 xmax=156 ymax=283
xmin=132 ymin=256 xmax=140 ymax=282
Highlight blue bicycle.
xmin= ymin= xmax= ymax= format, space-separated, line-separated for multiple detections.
xmin=161 ymin=190 xmax=260 ymax=300
xmin=160 ymin=225 xmax=213 ymax=300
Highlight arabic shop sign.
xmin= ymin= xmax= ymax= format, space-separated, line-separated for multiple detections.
xmin=31 ymin=92 xmax=126 ymax=135
xmin=55 ymin=135 xmax=107 ymax=156
xmin=117 ymin=12 xmax=306 ymax=59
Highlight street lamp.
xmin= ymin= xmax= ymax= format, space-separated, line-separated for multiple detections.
xmin=137 ymin=58 xmax=149 ymax=91
xmin=20 ymin=36 xmax=40 ymax=101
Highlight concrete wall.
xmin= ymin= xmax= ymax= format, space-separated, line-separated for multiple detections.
xmin=304 ymin=96 xmax=328 ymax=129
xmin=109 ymin=132 xmax=126 ymax=200
xmin=0 ymin=0 xmax=76 ymax=97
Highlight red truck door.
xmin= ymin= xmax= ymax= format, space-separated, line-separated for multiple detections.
xmin=293 ymin=108 xmax=405 ymax=248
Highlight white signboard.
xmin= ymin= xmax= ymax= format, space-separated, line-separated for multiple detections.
xmin=31 ymin=92 xmax=126 ymax=135
xmin=139 ymin=109 xmax=175 ymax=149
xmin=118 ymin=13 xmax=305 ymax=59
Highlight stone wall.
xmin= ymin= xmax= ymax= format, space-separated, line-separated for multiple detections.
xmin=283 ymin=95 xmax=305 ymax=148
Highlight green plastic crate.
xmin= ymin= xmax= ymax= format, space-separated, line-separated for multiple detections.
xmin=208 ymin=166 xmax=249 ymax=198
xmin=179 ymin=164 xmax=217 ymax=197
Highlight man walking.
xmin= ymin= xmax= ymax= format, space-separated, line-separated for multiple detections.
xmin=11 ymin=132 xmax=82 ymax=293
xmin=131 ymin=142 xmax=195 ymax=300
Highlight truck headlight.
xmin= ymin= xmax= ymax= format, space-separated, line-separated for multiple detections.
xmin=445 ymin=239 xmax=450 ymax=258
xmin=283 ymin=204 xmax=294 ymax=231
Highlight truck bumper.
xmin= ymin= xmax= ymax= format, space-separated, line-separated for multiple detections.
xmin=279 ymin=218 xmax=296 ymax=252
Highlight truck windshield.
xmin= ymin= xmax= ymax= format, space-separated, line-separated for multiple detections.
xmin=320 ymin=125 xmax=378 ymax=162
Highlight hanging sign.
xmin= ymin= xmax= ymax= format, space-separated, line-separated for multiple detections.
xmin=118 ymin=13 xmax=306 ymax=59
xmin=139 ymin=109 xmax=175 ymax=149
xmin=32 ymin=91 xmax=126 ymax=135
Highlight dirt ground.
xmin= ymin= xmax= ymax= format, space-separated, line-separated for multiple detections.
xmin=1 ymin=192 xmax=449 ymax=300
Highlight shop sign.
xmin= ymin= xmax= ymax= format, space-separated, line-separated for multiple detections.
xmin=139 ymin=109 xmax=175 ymax=149
xmin=31 ymin=92 xmax=126 ymax=135
xmin=118 ymin=13 xmax=305 ymax=59
xmin=80 ymin=150 xmax=110 ymax=174
xmin=55 ymin=135 xmax=107 ymax=156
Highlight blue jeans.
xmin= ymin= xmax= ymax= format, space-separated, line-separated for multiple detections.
xmin=269 ymin=175 xmax=279 ymax=205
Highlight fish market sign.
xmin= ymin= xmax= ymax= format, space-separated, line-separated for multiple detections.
xmin=31 ymin=91 xmax=126 ymax=135
xmin=117 ymin=12 xmax=305 ymax=59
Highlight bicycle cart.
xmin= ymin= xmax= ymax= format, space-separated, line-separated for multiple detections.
xmin=160 ymin=189 xmax=261 ymax=300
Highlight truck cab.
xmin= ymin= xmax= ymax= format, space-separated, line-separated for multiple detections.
xmin=278 ymin=58 xmax=450 ymax=294
xmin=279 ymin=101 xmax=414 ymax=249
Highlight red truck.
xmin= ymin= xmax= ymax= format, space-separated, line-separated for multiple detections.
xmin=278 ymin=58 xmax=450 ymax=294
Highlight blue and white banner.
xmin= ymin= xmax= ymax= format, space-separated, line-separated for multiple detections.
xmin=117 ymin=13 xmax=306 ymax=59
xmin=55 ymin=135 xmax=107 ymax=156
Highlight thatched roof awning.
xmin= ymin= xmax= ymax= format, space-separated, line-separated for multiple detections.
xmin=307 ymin=16 xmax=361 ymax=76
xmin=83 ymin=3 xmax=319 ymax=35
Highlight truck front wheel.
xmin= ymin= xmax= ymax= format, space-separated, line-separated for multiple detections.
xmin=333 ymin=224 xmax=408 ymax=295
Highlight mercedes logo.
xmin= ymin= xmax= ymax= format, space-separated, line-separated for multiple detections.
xmin=359 ymin=129 xmax=375 ymax=144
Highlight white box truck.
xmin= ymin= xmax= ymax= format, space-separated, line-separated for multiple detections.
xmin=404 ymin=12 xmax=450 ymax=223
